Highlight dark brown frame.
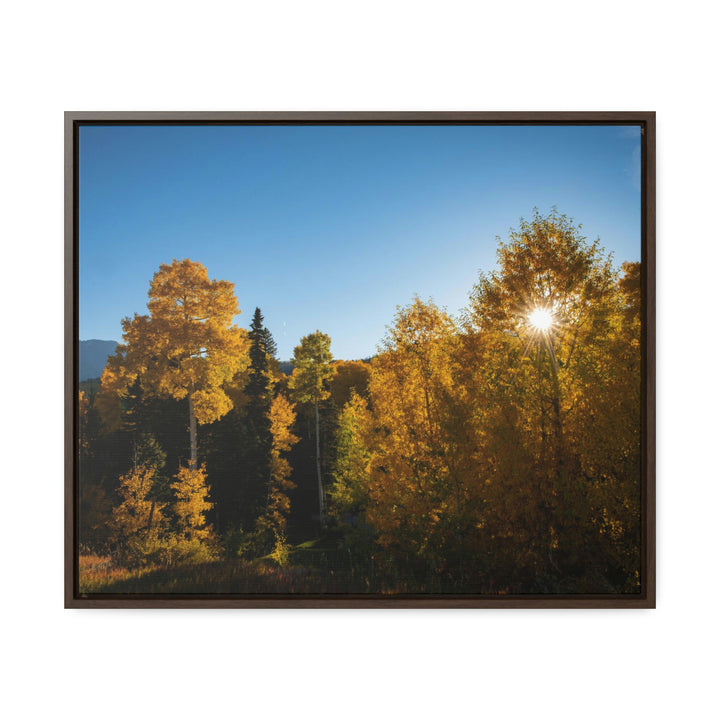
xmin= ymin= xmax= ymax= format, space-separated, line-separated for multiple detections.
xmin=65 ymin=111 xmax=655 ymax=608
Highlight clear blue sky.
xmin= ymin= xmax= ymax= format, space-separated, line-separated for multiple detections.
xmin=79 ymin=124 xmax=641 ymax=360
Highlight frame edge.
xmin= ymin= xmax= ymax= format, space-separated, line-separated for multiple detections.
xmin=64 ymin=111 xmax=657 ymax=609
xmin=64 ymin=112 xmax=78 ymax=608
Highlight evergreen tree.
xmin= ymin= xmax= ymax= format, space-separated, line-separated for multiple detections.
xmin=247 ymin=308 xmax=273 ymax=396
xmin=260 ymin=324 xmax=278 ymax=360
xmin=241 ymin=308 xmax=277 ymax=524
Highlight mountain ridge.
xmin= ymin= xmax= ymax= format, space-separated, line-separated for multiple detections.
xmin=79 ymin=339 xmax=118 ymax=381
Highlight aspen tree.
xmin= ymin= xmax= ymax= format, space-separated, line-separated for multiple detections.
xmin=99 ymin=259 xmax=249 ymax=466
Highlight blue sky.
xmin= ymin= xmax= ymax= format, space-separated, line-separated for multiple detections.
xmin=79 ymin=124 xmax=641 ymax=360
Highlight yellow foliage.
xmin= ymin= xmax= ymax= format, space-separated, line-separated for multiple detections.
xmin=191 ymin=387 xmax=234 ymax=424
xmin=257 ymin=394 xmax=300 ymax=538
xmin=269 ymin=393 xmax=300 ymax=455
xmin=78 ymin=390 xmax=90 ymax=452
xmin=78 ymin=390 xmax=89 ymax=417
xmin=96 ymin=259 xmax=250 ymax=441
xmin=330 ymin=359 xmax=370 ymax=407
xmin=269 ymin=533 xmax=292 ymax=567
xmin=359 ymin=298 xmax=467 ymax=566
xmin=171 ymin=463 xmax=214 ymax=542
xmin=111 ymin=465 xmax=167 ymax=565
xmin=112 ymin=465 xmax=164 ymax=536
xmin=340 ymin=214 xmax=641 ymax=591
xmin=95 ymin=354 xmax=127 ymax=432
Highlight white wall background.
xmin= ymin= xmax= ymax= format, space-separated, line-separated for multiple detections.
xmin=2 ymin=2 xmax=716 ymax=718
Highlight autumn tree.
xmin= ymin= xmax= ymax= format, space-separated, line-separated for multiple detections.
xmin=469 ymin=210 xmax=615 ymax=457
xmin=111 ymin=465 xmax=167 ymax=566
xmin=78 ymin=390 xmax=90 ymax=453
xmin=329 ymin=359 xmax=371 ymax=408
xmin=329 ymin=392 xmax=371 ymax=521
xmin=568 ymin=261 xmax=641 ymax=589
xmin=169 ymin=464 xmax=219 ymax=563
xmin=289 ymin=331 xmax=337 ymax=520
xmin=356 ymin=299 xmax=474 ymax=587
xmin=256 ymin=394 xmax=300 ymax=559
xmin=99 ymin=259 xmax=249 ymax=467
xmin=328 ymin=392 xmax=376 ymax=563
xmin=462 ymin=209 xmax=640 ymax=591
xmin=338 ymin=212 xmax=641 ymax=593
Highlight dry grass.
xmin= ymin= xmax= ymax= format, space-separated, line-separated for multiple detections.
xmin=78 ymin=554 xmax=158 ymax=593
xmin=77 ymin=553 xmax=378 ymax=595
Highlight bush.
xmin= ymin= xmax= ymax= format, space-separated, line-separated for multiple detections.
xmin=269 ymin=533 xmax=291 ymax=567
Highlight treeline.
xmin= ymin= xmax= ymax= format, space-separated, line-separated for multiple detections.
xmin=78 ymin=209 xmax=641 ymax=594
xmin=77 ymin=269 xmax=369 ymax=568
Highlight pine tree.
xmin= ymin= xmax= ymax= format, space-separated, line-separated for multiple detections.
xmin=241 ymin=307 xmax=277 ymax=522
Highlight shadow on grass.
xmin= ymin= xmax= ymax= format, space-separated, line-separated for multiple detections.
xmin=80 ymin=553 xmax=376 ymax=595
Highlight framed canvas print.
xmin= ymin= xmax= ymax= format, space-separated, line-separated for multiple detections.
xmin=65 ymin=112 xmax=655 ymax=608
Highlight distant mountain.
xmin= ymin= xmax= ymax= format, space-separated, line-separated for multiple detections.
xmin=79 ymin=340 xmax=118 ymax=381
xmin=78 ymin=347 xmax=368 ymax=383
xmin=277 ymin=360 xmax=294 ymax=376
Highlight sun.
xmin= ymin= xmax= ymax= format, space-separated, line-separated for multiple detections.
xmin=528 ymin=307 xmax=553 ymax=331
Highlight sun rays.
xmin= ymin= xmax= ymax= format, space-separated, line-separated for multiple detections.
xmin=529 ymin=307 xmax=554 ymax=331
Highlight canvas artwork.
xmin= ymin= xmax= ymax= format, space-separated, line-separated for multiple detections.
xmin=66 ymin=113 xmax=654 ymax=607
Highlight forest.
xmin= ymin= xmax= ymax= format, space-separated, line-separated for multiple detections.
xmin=77 ymin=210 xmax=642 ymax=595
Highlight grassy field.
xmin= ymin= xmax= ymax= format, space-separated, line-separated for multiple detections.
xmin=78 ymin=539 xmax=378 ymax=595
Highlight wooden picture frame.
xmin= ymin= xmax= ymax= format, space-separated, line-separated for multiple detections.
xmin=65 ymin=112 xmax=655 ymax=608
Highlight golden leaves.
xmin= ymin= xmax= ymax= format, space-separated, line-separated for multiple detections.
xmin=111 ymin=465 xmax=166 ymax=543
xmin=98 ymin=259 xmax=250 ymax=434
xmin=191 ymin=387 xmax=233 ymax=425
xmin=257 ymin=394 xmax=300 ymax=537
xmin=171 ymin=463 xmax=214 ymax=540
xmin=269 ymin=394 xmax=300 ymax=454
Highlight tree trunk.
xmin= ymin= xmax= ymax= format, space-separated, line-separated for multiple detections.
xmin=315 ymin=397 xmax=323 ymax=520
xmin=543 ymin=335 xmax=564 ymax=469
xmin=547 ymin=346 xmax=563 ymax=473
xmin=188 ymin=390 xmax=198 ymax=468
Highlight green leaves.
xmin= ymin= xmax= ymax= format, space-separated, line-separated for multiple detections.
xmin=288 ymin=331 xmax=336 ymax=405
